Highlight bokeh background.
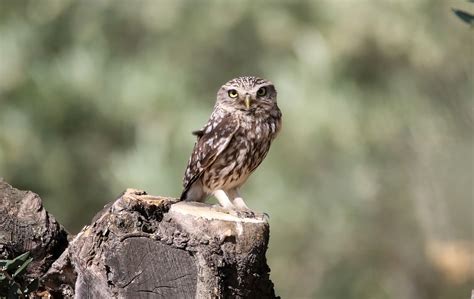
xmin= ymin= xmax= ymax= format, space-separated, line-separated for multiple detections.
xmin=0 ymin=0 xmax=472 ymax=298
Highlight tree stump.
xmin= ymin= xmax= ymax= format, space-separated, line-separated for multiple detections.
xmin=0 ymin=180 xmax=277 ymax=298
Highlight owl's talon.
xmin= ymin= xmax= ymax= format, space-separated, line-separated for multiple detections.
xmin=234 ymin=209 xmax=256 ymax=219
xmin=250 ymin=211 xmax=269 ymax=221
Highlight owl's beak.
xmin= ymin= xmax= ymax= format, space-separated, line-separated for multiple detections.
xmin=244 ymin=94 xmax=251 ymax=109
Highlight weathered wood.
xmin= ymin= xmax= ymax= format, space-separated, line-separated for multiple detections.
xmin=168 ymin=202 xmax=275 ymax=298
xmin=1 ymin=181 xmax=277 ymax=298
xmin=68 ymin=189 xmax=277 ymax=298
xmin=0 ymin=178 xmax=70 ymax=296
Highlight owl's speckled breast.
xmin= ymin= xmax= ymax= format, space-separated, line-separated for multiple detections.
xmin=201 ymin=113 xmax=281 ymax=192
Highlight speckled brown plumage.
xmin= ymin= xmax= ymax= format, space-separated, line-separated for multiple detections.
xmin=180 ymin=76 xmax=282 ymax=212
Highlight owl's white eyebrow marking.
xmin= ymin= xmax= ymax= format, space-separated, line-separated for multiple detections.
xmin=223 ymin=76 xmax=269 ymax=90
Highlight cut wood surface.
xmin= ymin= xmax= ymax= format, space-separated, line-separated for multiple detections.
xmin=0 ymin=180 xmax=278 ymax=298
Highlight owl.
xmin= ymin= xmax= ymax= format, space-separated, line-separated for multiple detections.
xmin=180 ymin=76 xmax=282 ymax=215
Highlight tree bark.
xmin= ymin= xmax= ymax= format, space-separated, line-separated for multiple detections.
xmin=0 ymin=179 xmax=70 ymax=296
xmin=0 ymin=180 xmax=277 ymax=298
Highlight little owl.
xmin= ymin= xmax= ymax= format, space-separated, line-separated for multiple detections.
xmin=180 ymin=76 xmax=282 ymax=215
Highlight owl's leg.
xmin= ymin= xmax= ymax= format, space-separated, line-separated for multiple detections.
xmin=227 ymin=189 xmax=249 ymax=210
xmin=213 ymin=189 xmax=235 ymax=209
xmin=227 ymin=188 xmax=256 ymax=218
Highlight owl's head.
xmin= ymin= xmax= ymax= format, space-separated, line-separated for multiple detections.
xmin=216 ymin=76 xmax=277 ymax=113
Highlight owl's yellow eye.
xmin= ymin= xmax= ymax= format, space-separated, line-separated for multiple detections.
xmin=228 ymin=89 xmax=238 ymax=98
xmin=257 ymin=87 xmax=267 ymax=97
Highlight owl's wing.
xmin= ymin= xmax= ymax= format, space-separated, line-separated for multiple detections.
xmin=181 ymin=115 xmax=239 ymax=197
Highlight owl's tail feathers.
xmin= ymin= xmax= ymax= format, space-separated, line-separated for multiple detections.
xmin=179 ymin=188 xmax=189 ymax=201
xmin=180 ymin=180 xmax=206 ymax=202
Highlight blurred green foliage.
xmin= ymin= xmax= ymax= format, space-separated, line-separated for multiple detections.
xmin=0 ymin=1 xmax=472 ymax=298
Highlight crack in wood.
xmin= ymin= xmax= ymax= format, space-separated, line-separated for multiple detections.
xmin=119 ymin=232 xmax=151 ymax=242
xmin=117 ymin=270 xmax=144 ymax=289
